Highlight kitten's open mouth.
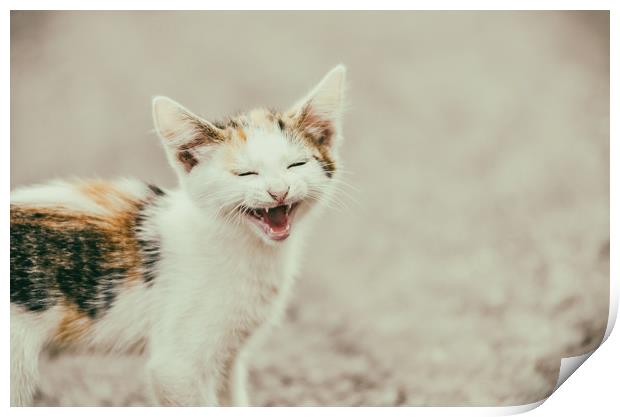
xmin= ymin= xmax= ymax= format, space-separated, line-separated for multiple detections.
xmin=241 ymin=202 xmax=301 ymax=241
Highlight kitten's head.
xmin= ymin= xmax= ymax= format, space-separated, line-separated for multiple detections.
xmin=153 ymin=65 xmax=346 ymax=244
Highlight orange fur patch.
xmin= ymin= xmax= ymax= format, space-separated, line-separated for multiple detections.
xmin=236 ymin=127 xmax=247 ymax=142
xmin=13 ymin=184 xmax=147 ymax=296
xmin=248 ymin=108 xmax=274 ymax=127
xmin=80 ymin=181 xmax=136 ymax=213
xmin=52 ymin=303 xmax=93 ymax=345
xmin=289 ymin=106 xmax=337 ymax=176
xmin=13 ymin=191 xmax=152 ymax=346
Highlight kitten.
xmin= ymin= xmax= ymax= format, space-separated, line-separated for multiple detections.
xmin=10 ymin=65 xmax=347 ymax=406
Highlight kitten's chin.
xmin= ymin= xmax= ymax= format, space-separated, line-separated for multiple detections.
xmin=241 ymin=202 xmax=302 ymax=243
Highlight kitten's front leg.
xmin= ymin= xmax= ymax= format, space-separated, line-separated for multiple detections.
xmin=216 ymin=352 xmax=249 ymax=406
xmin=147 ymin=354 xmax=216 ymax=406
xmin=231 ymin=356 xmax=250 ymax=406
xmin=220 ymin=324 xmax=274 ymax=406
xmin=220 ymin=305 xmax=283 ymax=405
xmin=147 ymin=327 xmax=221 ymax=406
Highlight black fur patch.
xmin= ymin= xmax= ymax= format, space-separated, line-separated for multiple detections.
xmin=134 ymin=209 xmax=161 ymax=286
xmin=10 ymin=184 xmax=165 ymax=314
xmin=148 ymin=184 xmax=165 ymax=197
xmin=213 ymin=118 xmax=240 ymax=129
xmin=313 ymin=155 xmax=335 ymax=178
xmin=177 ymin=150 xmax=199 ymax=172
xmin=10 ymin=212 xmax=125 ymax=317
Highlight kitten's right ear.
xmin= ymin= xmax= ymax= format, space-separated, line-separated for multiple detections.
xmin=152 ymin=96 xmax=224 ymax=175
xmin=287 ymin=65 xmax=347 ymax=150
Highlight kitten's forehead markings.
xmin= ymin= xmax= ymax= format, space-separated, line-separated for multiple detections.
xmin=246 ymin=108 xmax=280 ymax=131
xmin=174 ymin=106 xmax=336 ymax=177
xmin=247 ymin=107 xmax=336 ymax=178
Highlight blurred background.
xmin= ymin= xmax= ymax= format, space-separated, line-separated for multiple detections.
xmin=11 ymin=11 xmax=609 ymax=406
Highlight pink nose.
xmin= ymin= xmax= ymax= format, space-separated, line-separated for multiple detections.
xmin=268 ymin=187 xmax=289 ymax=203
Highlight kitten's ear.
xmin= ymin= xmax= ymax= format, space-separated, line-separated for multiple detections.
xmin=152 ymin=96 xmax=224 ymax=175
xmin=288 ymin=65 xmax=347 ymax=148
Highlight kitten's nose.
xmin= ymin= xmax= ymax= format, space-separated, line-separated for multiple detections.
xmin=268 ymin=187 xmax=289 ymax=203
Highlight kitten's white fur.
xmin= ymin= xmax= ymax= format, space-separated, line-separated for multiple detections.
xmin=10 ymin=66 xmax=346 ymax=406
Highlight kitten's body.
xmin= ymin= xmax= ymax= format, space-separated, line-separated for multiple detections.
xmin=10 ymin=66 xmax=347 ymax=406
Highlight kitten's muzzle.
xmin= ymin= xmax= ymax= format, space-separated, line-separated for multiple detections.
xmin=240 ymin=202 xmax=301 ymax=241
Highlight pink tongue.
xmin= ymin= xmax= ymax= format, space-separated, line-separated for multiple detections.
xmin=262 ymin=206 xmax=288 ymax=230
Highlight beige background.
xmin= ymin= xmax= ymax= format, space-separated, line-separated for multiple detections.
xmin=11 ymin=11 xmax=609 ymax=406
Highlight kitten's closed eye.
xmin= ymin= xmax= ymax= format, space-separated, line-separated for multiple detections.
xmin=236 ymin=161 xmax=306 ymax=176
xmin=287 ymin=161 xmax=307 ymax=169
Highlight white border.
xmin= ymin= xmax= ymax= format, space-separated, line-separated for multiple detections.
xmin=3 ymin=2 xmax=616 ymax=415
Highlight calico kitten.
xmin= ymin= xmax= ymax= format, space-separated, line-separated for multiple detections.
xmin=10 ymin=65 xmax=347 ymax=406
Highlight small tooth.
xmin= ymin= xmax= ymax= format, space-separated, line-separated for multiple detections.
xmin=266 ymin=207 xmax=270 ymax=213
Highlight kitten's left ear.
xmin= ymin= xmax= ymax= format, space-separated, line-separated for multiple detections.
xmin=288 ymin=65 xmax=347 ymax=148
xmin=152 ymin=96 xmax=225 ymax=176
